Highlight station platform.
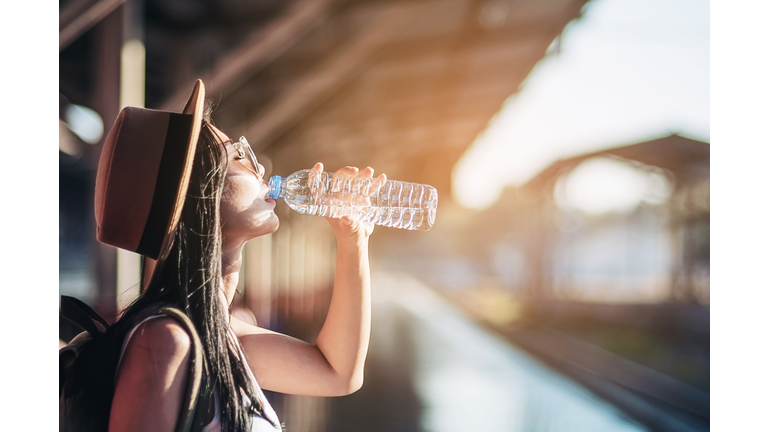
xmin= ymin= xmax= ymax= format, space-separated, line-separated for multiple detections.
xmin=324 ymin=273 xmax=648 ymax=432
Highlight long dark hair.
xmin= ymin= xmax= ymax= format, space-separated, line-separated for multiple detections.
xmin=117 ymin=106 xmax=274 ymax=431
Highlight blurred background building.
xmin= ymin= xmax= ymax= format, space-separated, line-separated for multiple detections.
xmin=60 ymin=0 xmax=709 ymax=430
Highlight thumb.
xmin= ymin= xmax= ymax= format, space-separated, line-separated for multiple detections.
xmin=341 ymin=214 xmax=357 ymax=229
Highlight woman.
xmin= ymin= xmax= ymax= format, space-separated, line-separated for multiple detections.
xmin=96 ymin=80 xmax=382 ymax=431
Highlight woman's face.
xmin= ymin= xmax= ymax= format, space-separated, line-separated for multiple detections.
xmin=209 ymin=125 xmax=279 ymax=245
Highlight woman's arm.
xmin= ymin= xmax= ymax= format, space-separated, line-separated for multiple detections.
xmin=234 ymin=165 xmax=379 ymax=397
xmin=314 ymin=209 xmax=373 ymax=392
xmin=109 ymin=318 xmax=192 ymax=432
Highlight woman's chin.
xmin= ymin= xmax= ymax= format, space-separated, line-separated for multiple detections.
xmin=268 ymin=217 xmax=280 ymax=233
xmin=255 ymin=216 xmax=279 ymax=237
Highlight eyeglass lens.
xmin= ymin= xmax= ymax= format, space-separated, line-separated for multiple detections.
xmin=236 ymin=137 xmax=263 ymax=178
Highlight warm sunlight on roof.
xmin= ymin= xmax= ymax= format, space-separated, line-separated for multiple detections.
xmin=452 ymin=0 xmax=709 ymax=210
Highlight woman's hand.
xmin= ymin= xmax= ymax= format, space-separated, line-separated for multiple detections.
xmin=309 ymin=162 xmax=386 ymax=242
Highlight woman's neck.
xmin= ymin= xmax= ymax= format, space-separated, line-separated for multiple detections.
xmin=220 ymin=241 xmax=245 ymax=310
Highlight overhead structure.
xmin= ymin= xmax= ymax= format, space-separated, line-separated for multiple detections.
xmin=60 ymin=0 xmax=590 ymax=195
xmin=524 ymin=134 xmax=711 ymax=193
xmin=521 ymin=134 xmax=710 ymax=303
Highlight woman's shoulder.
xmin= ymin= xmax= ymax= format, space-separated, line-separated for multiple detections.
xmin=122 ymin=315 xmax=193 ymax=360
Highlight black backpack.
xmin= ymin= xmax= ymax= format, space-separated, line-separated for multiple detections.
xmin=59 ymin=295 xmax=210 ymax=432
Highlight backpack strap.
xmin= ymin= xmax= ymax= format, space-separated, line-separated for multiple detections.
xmin=60 ymin=295 xmax=110 ymax=336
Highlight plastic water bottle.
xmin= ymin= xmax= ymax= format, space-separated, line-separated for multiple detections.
xmin=267 ymin=169 xmax=438 ymax=231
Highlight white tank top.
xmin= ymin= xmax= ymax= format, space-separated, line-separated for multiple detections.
xmin=117 ymin=315 xmax=283 ymax=432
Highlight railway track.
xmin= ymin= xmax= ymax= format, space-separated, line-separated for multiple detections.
xmin=503 ymin=326 xmax=710 ymax=432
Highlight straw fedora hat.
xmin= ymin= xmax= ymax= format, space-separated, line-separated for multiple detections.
xmin=94 ymin=80 xmax=206 ymax=273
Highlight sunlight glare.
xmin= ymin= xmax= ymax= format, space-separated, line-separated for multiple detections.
xmin=554 ymin=157 xmax=672 ymax=215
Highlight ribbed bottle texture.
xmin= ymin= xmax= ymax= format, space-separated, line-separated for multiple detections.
xmin=268 ymin=169 xmax=438 ymax=231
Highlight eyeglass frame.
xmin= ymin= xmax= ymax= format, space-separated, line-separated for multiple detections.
xmin=229 ymin=136 xmax=265 ymax=178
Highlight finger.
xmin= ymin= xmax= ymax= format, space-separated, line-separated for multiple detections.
xmin=341 ymin=215 xmax=356 ymax=226
xmin=369 ymin=173 xmax=387 ymax=195
xmin=336 ymin=215 xmax=358 ymax=233
xmin=310 ymin=162 xmax=323 ymax=182
xmin=309 ymin=162 xmax=323 ymax=196
xmin=373 ymin=173 xmax=387 ymax=187
xmin=335 ymin=166 xmax=359 ymax=176
xmin=358 ymin=166 xmax=374 ymax=178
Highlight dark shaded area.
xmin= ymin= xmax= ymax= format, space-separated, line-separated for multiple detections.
xmin=60 ymin=153 xmax=96 ymax=310
xmin=533 ymin=302 xmax=710 ymax=392
xmin=60 ymin=158 xmax=92 ymax=269
xmin=504 ymin=325 xmax=709 ymax=432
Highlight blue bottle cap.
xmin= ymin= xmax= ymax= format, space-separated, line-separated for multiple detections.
xmin=268 ymin=176 xmax=282 ymax=200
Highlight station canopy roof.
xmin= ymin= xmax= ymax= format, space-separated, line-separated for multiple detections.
xmin=524 ymin=134 xmax=710 ymax=192
xmin=60 ymin=0 xmax=591 ymax=197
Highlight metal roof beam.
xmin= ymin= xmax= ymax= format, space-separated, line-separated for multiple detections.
xmin=247 ymin=2 xmax=430 ymax=152
xmin=159 ymin=0 xmax=345 ymax=111
xmin=59 ymin=0 xmax=127 ymax=52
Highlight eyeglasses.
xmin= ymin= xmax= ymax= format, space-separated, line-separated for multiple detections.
xmin=230 ymin=136 xmax=264 ymax=178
